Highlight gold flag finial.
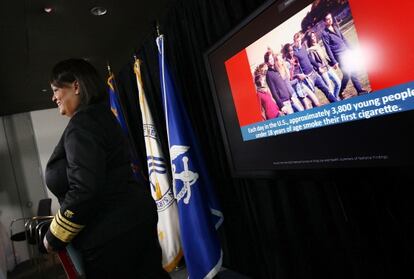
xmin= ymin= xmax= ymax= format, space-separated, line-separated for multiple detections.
xmin=107 ymin=62 xmax=112 ymax=75
xmin=156 ymin=21 xmax=160 ymax=36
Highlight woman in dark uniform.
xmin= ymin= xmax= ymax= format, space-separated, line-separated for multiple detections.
xmin=43 ymin=58 xmax=170 ymax=279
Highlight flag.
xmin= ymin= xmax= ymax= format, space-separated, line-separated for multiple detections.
xmin=107 ymin=71 xmax=144 ymax=182
xmin=156 ymin=34 xmax=224 ymax=279
xmin=134 ymin=59 xmax=183 ymax=271
xmin=108 ymin=72 xmax=129 ymax=134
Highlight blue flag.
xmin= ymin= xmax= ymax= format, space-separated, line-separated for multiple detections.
xmin=107 ymin=72 xmax=144 ymax=182
xmin=157 ymin=35 xmax=224 ymax=279
xmin=108 ymin=73 xmax=129 ymax=134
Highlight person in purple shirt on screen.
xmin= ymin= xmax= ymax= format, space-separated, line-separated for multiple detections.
xmin=282 ymin=43 xmax=321 ymax=109
xmin=292 ymin=32 xmax=338 ymax=103
xmin=306 ymin=31 xmax=341 ymax=100
xmin=264 ymin=50 xmax=304 ymax=114
xmin=322 ymin=12 xmax=369 ymax=99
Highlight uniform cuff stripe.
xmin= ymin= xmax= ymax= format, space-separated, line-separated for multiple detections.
xmin=55 ymin=216 xmax=80 ymax=233
xmin=50 ymin=218 xmax=76 ymax=243
xmin=57 ymin=210 xmax=85 ymax=229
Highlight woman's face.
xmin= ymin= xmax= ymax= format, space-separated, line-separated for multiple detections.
xmin=259 ymin=75 xmax=266 ymax=86
xmin=294 ymin=35 xmax=301 ymax=47
xmin=325 ymin=14 xmax=333 ymax=27
xmin=311 ymin=33 xmax=317 ymax=45
xmin=275 ymin=53 xmax=283 ymax=63
xmin=288 ymin=46 xmax=294 ymax=58
xmin=51 ymin=81 xmax=80 ymax=117
xmin=267 ymin=54 xmax=274 ymax=66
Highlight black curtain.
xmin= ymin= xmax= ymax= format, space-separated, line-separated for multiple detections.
xmin=115 ymin=0 xmax=414 ymax=278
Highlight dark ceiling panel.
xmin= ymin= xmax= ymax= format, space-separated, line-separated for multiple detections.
xmin=0 ymin=1 xmax=26 ymax=26
xmin=0 ymin=0 xmax=172 ymax=116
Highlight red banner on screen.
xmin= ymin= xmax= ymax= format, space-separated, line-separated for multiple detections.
xmin=225 ymin=50 xmax=262 ymax=126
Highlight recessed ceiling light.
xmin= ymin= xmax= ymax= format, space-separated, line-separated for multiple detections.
xmin=90 ymin=6 xmax=107 ymax=16
xmin=41 ymin=89 xmax=48 ymax=93
xmin=44 ymin=7 xmax=53 ymax=13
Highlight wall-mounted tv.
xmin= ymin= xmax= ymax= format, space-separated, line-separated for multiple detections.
xmin=205 ymin=0 xmax=414 ymax=177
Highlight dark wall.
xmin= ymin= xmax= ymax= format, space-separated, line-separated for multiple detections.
xmin=117 ymin=0 xmax=414 ymax=278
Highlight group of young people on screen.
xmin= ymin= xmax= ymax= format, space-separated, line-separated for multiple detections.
xmin=254 ymin=12 xmax=369 ymax=120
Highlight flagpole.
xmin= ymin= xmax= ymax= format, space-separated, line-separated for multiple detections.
xmin=107 ymin=63 xmax=133 ymax=146
xmin=156 ymin=22 xmax=161 ymax=37
xmin=135 ymin=58 xmax=162 ymax=199
xmin=155 ymin=24 xmax=172 ymax=161
xmin=107 ymin=62 xmax=147 ymax=182
xmin=156 ymin=34 xmax=172 ymax=173
xmin=106 ymin=62 xmax=111 ymax=76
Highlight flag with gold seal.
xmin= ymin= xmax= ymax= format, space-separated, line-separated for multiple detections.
xmin=134 ymin=59 xmax=182 ymax=271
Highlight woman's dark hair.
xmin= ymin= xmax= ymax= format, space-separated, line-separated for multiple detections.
xmin=324 ymin=12 xmax=333 ymax=21
xmin=254 ymin=74 xmax=264 ymax=87
xmin=264 ymin=50 xmax=273 ymax=66
xmin=281 ymin=43 xmax=292 ymax=59
xmin=305 ymin=31 xmax=317 ymax=47
xmin=50 ymin=58 xmax=107 ymax=105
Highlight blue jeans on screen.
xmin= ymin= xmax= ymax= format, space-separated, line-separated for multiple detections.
xmin=305 ymin=71 xmax=338 ymax=103
xmin=322 ymin=68 xmax=341 ymax=100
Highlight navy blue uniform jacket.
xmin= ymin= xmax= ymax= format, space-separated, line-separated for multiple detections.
xmin=45 ymin=102 xmax=157 ymax=251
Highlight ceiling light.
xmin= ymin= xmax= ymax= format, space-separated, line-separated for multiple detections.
xmin=90 ymin=6 xmax=107 ymax=16
xmin=41 ymin=89 xmax=48 ymax=93
xmin=44 ymin=7 xmax=53 ymax=13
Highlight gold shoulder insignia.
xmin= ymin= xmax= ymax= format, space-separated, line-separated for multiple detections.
xmin=64 ymin=209 xmax=75 ymax=218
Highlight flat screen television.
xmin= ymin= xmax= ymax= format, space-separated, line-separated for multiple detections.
xmin=204 ymin=0 xmax=414 ymax=177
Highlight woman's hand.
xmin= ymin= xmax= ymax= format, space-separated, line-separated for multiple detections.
xmin=297 ymin=74 xmax=306 ymax=81
xmin=281 ymin=106 xmax=290 ymax=114
xmin=43 ymin=236 xmax=54 ymax=253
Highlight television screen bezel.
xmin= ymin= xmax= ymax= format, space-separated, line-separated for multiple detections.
xmin=204 ymin=0 xmax=413 ymax=177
